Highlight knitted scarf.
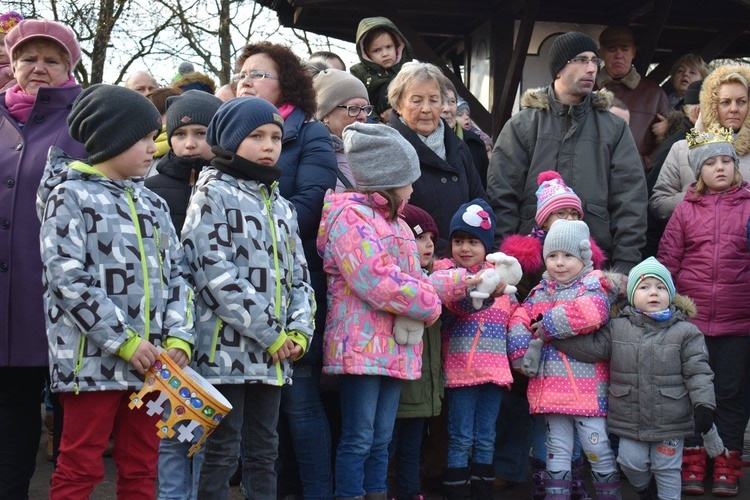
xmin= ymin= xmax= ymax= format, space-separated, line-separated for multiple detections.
xmin=4 ymin=75 xmax=76 ymax=124
xmin=210 ymin=145 xmax=282 ymax=187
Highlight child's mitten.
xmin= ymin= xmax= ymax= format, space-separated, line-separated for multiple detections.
xmin=694 ymin=405 xmax=714 ymax=434
xmin=470 ymin=268 xmax=501 ymax=309
xmin=393 ymin=315 xmax=424 ymax=345
xmin=703 ymin=424 xmax=727 ymax=459
xmin=520 ymin=338 xmax=544 ymax=377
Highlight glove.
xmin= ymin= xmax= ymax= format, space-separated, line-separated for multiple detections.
xmin=393 ymin=316 xmax=424 ymax=345
xmin=694 ymin=405 xmax=714 ymax=434
xmin=520 ymin=338 xmax=544 ymax=377
xmin=702 ymin=424 xmax=727 ymax=459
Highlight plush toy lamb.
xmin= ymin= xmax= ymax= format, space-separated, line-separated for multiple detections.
xmin=469 ymin=252 xmax=522 ymax=309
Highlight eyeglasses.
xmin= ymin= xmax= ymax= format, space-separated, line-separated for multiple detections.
xmin=552 ymin=209 xmax=582 ymax=220
xmin=337 ymin=105 xmax=375 ymax=117
xmin=567 ymin=56 xmax=605 ymax=69
xmin=232 ymin=70 xmax=278 ymax=82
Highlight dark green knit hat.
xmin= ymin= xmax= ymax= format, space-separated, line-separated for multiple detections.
xmin=165 ymin=90 xmax=223 ymax=145
xmin=68 ymin=84 xmax=161 ymax=165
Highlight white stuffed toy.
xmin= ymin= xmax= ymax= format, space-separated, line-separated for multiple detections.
xmin=393 ymin=315 xmax=424 ymax=345
xmin=469 ymin=252 xmax=522 ymax=309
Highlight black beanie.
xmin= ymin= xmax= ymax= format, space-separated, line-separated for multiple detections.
xmin=684 ymin=80 xmax=703 ymax=106
xmin=68 ymin=84 xmax=161 ymax=165
xmin=548 ymin=31 xmax=599 ymax=79
xmin=166 ymin=90 xmax=223 ymax=146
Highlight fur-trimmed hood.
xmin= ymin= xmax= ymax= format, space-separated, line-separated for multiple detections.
xmin=520 ymin=85 xmax=614 ymax=113
xmin=699 ymin=64 xmax=750 ymax=155
xmin=172 ymin=71 xmax=217 ymax=95
xmin=672 ymin=293 xmax=697 ymax=318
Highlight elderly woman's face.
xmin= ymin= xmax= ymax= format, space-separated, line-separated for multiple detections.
xmin=396 ymin=79 xmax=443 ymax=136
xmin=441 ymin=89 xmax=457 ymax=128
xmin=324 ymin=97 xmax=370 ymax=139
xmin=236 ymin=53 xmax=282 ymax=106
xmin=13 ymin=40 xmax=69 ymax=96
xmin=717 ymin=82 xmax=749 ymax=132
xmin=673 ymin=64 xmax=702 ymax=96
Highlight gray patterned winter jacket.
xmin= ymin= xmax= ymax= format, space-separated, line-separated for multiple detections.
xmin=38 ymin=148 xmax=195 ymax=394
xmin=181 ymin=168 xmax=314 ymax=386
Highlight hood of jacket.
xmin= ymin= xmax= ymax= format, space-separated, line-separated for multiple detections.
xmin=520 ymin=85 xmax=614 ymax=116
xmin=683 ymin=181 xmax=750 ymax=207
xmin=37 ymin=146 xmax=145 ymax=221
xmin=619 ymin=293 xmax=697 ymax=328
xmin=699 ymin=64 xmax=750 ymax=155
xmin=355 ymin=16 xmax=414 ymax=73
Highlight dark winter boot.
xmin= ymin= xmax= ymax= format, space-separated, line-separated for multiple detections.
xmin=571 ymin=457 xmax=591 ymax=500
xmin=634 ymin=476 xmax=658 ymax=500
xmin=591 ymin=470 xmax=621 ymax=500
xmin=530 ymin=458 xmax=546 ymax=500
xmin=681 ymin=446 xmax=706 ymax=495
xmin=469 ymin=462 xmax=494 ymax=500
xmin=443 ymin=467 xmax=471 ymax=500
xmin=712 ymin=450 xmax=749 ymax=497
xmin=545 ymin=470 xmax=572 ymax=500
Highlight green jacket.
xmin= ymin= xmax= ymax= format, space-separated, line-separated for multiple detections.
xmin=350 ymin=17 xmax=414 ymax=115
xmin=396 ymin=321 xmax=443 ymax=418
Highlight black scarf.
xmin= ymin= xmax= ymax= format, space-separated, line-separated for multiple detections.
xmin=210 ymin=145 xmax=282 ymax=187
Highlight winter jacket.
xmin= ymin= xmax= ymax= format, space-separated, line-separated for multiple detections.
xmin=144 ymin=151 xmax=207 ymax=237
xmin=38 ymin=149 xmax=194 ymax=393
xmin=330 ymin=134 xmax=356 ymax=192
xmin=649 ymin=140 xmax=750 ymax=222
xmin=388 ymin=113 xmax=486 ymax=254
xmin=317 ymin=191 xmax=441 ymax=380
xmin=658 ymin=182 xmax=750 ymax=337
xmin=350 ymin=17 xmax=414 ymax=116
xmin=277 ymin=107 xmax=337 ymax=366
xmin=507 ymin=270 xmax=613 ymax=416
xmin=434 ymin=258 xmax=517 ymax=389
xmin=0 ymin=84 xmax=87 ymax=367
xmin=460 ymin=126 xmax=489 ymax=189
xmin=182 ymin=167 xmax=315 ymax=386
xmin=396 ymin=320 xmax=443 ymax=419
xmin=647 ymin=115 xmax=694 ymax=196
xmin=596 ymin=67 xmax=671 ymax=169
xmin=487 ymin=85 xmax=646 ymax=273
xmin=552 ymin=298 xmax=715 ymax=442
xmin=500 ymin=230 xmax=607 ymax=302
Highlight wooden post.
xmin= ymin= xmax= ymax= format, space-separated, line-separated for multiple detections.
xmin=633 ymin=0 xmax=673 ymax=76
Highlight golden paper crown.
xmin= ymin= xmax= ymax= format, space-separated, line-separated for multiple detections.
xmin=687 ymin=126 xmax=734 ymax=149
xmin=129 ymin=351 xmax=232 ymax=457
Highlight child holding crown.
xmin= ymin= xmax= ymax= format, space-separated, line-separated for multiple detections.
xmin=658 ymin=125 xmax=750 ymax=497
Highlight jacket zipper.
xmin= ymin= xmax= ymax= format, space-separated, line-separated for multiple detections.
xmin=209 ymin=318 xmax=223 ymax=363
xmin=73 ymin=334 xmax=86 ymax=395
xmin=710 ymin=195 xmax=720 ymax=331
xmin=126 ymin=188 xmax=150 ymax=339
xmin=465 ymin=318 xmax=485 ymax=376
xmin=153 ymin=226 xmax=164 ymax=289
xmin=262 ymin=184 xmax=284 ymax=386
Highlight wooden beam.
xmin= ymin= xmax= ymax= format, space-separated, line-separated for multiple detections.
xmin=633 ymin=0 xmax=673 ymax=75
xmin=490 ymin=14 xmax=513 ymax=140
xmin=381 ymin=8 xmax=493 ymax=135
xmin=494 ymin=0 xmax=540 ymax=138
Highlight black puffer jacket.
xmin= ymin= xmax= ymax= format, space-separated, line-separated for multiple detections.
xmin=145 ymin=151 xmax=206 ymax=236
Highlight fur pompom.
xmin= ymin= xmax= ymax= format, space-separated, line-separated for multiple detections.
xmin=500 ymin=234 xmax=543 ymax=273
xmin=537 ymin=170 xmax=562 ymax=186
xmin=590 ymin=238 xmax=607 ymax=270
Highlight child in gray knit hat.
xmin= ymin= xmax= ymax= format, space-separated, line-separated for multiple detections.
xmin=508 ymin=218 xmax=621 ymax=499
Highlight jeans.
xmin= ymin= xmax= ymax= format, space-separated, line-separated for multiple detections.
xmin=335 ymin=375 xmax=402 ymax=498
xmin=198 ymin=383 xmax=281 ymax=500
xmin=158 ymin=435 xmax=205 ymax=500
xmin=278 ymin=365 xmax=332 ymax=499
xmin=389 ymin=417 xmax=426 ymax=498
xmin=618 ymin=437 xmax=683 ymax=500
xmin=0 ymin=367 xmax=46 ymax=499
xmin=446 ymin=384 xmax=502 ymax=468
xmin=493 ymin=390 xmax=534 ymax=482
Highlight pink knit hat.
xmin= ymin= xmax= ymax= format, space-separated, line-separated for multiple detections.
xmin=5 ymin=19 xmax=81 ymax=75
xmin=534 ymin=171 xmax=583 ymax=227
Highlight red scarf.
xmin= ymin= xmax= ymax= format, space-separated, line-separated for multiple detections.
xmin=4 ymin=75 xmax=76 ymax=124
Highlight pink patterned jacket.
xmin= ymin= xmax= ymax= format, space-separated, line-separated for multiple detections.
xmin=317 ymin=191 xmax=442 ymax=380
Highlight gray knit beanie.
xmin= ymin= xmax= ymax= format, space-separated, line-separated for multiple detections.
xmin=313 ymin=69 xmax=369 ymax=121
xmin=543 ymin=219 xmax=593 ymax=267
xmin=548 ymin=31 xmax=599 ymax=78
xmin=68 ymin=84 xmax=161 ymax=165
xmin=166 ymin=90 xmax=223 ymax=146
xmin=343 ymin=122 xmax=420 ymax=191
xmin=687 ymin=126 xmax=740 ymax=179
xmin=206 ymin=96 xmax=284 ymax=154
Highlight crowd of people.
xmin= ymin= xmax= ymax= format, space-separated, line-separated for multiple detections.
xmin=1 ymin=10 xmax=750 ymax=500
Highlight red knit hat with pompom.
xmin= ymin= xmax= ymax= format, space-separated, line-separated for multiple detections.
xmin=535 ymin=171 xmax=583 ymax=227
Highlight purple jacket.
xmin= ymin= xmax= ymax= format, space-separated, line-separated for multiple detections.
xmin=658 ymin=182 xmax=750 ymax=337
xmin=0 ymin=84 xmax=86 ymax=367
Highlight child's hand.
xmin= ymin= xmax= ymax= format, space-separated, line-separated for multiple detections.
xmin=167 ymin=348 xmax=189 ymax=369
xmin=271 ymin=338 xmax=296 ymax=364
xmin=289 ymin=343 xmax=304 ymax=361
xmin=130 ymin=340 xmax=159 ymax=374
xmin=465 ymin=272 xmax=483 ymax=288
xmin=489 ymin=281 xmax=508 ymax=297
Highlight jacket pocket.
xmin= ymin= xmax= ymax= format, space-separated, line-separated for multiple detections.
xmin=658 ymin=385 xmax=692 ymax=423
xmin=608 ymin=382 xmax=632 ymax=423
xmin=583 ymin=202 xmax=612 ymax=251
